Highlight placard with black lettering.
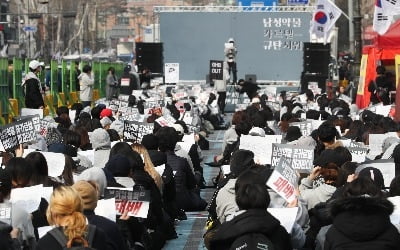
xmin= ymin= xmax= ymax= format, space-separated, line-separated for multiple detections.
xmin=358 ymin=159 xmax=395 ymax=189
xmin=347 ymin=147 xmax=368 ymax=163
xmin=0 ymin=115 xmax=40 ymax=151
xmin=266 ymin=156 xmax=297 ymax=203
xmin=271 ymin=143 xmax=314 ymax=173
xmin=290 ymin=121 xmax=313 ymax=136
xmin=123 ymin=120 xmax=154 ymax=143
xmin=104 ymin=188 xmax=150 ymax=218
xmin=209 ymin=60 xmax=224 ymax=80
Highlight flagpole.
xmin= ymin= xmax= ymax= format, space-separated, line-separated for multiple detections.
xmin=348 ymin=0 xmax=354 ymax=55
xmin=353 ymin=0 xmax=362 ymax=85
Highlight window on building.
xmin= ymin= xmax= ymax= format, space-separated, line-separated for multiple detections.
xmin=117 ymin=16 xmax=129 ymax=25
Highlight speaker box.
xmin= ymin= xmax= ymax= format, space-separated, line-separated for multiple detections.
xmin=303 ymin=42 xmax=330 ymax=76
xmin=136 ymin=42 xmax=163 ymax=73
xmin=245 ymin=74 xmax=257 ymax=83
xmin=301 ymin=72 xmax=328 ymax=93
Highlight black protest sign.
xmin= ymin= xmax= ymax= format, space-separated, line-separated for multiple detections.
xmin=290 ymin=121 xmax=312 ymax=136
xmin=271 ymin=143 xmax=314 ymax=173
xmin=104 ymin=188 xmax=150 ymax=218
xmin=123 ymin=120 xmax=154 ymax=143
xmin=0 ymin=115 xmax=40 ymax=151
xmin=209 ymin=60 xmax=223 ymax=80
xmin=271 ymin=143 xmax=292 ymax=167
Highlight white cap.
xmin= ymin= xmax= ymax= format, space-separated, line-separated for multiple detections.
xmin=249 ymin=127 xmax=265 ymax=137
xmin=29 ymin=60 xmax=44 ymax=70
xmin=228 ymin=38 xmax=235 ymax=43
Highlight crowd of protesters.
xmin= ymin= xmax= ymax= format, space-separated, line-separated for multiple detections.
xmin=2 ymin=66 xmax=400 ymax=250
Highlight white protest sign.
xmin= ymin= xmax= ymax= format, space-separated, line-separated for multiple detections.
xmin=42 ymin=186 xmax=53 ymax=203
xmin=310 ymin=119 xmax=324 ymax=131
xmin=165 ymin=63 xmax=179 ymax=83
xmin=369 ymin=133 xmax=399 ymax=156
xmin=375 ymin=105 xmax=392 ymax=117
xmin=10 ymin=184 xmax=43 ymax=213
xmin=388 ymin=196 xmax=400 ymax=227
xmin=347 ymin=147 xmax=368 ymax=163
xmin=266 ymin=157 xmax=298 ymax=203
xmin=123 ymin=121 xmax=154 ymax=143
xmin=357 ymin=159 xmax=395 ymax=188
xmin=0 ymin=203 xmax=12 ymax=225
xmin=105 ymin=188 xmax=150 ymax=218
xmin=239 ymin=135 xmax=282 ymax=165
xmin=41 ymin=152 xmax=65 ymax=177
xmin=120 ymin=78 xmax=130 ymax=87
xmin=95 ymin=198 xmax=117 ymax=222
xmin=155 ymin=116 xmax=173 ymax=127
xmin=291 ymin=121 xmax=313 ymax=136
xmin=77 ymin=150 xmax=95 ymax=165
xmin=221 ymin=165 xmax=231 ymax=176
xmin=38 ymin=226 xmax=53 ymax=239
xmin=21 ymin=108 xmax=43 ymax=119
xmin=69 ymin=110 xmax=76 ymax=122
xmin=268 ymin=207 xmax=299 ymax=233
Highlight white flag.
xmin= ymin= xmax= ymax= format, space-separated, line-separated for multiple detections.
xmin=373 ymin=0 xmax=399 ymax=35
xmin=310 ymin=0 xmax=342 ymax=40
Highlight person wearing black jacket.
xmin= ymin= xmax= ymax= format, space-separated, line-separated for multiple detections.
xmin=156 ymin=127 xmax=207 ymax=211
xmin=119 ymin=65 xmax=138 ymax=95
xmin=236 ymin=78 xmax=260 ymax=100
xmin=368 ymin=65 xmax=393 ymax=105
xmin=23 ymin=60 xmax=45 ymax=109
xmin=208 ymin=168 xmax=292 ymax=250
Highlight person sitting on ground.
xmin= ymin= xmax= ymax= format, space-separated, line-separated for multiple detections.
xmin=36 ymin=186 xmax=109 ymax=250
xmin=208 ymin=167 xmax=292 ymax=250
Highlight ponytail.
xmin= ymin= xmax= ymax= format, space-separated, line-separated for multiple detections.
xmin=63 ymin=211 xmax=88 ymax=246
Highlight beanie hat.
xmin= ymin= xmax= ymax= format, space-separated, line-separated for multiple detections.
xmin=357 ymin=167 xmax=385 ymax=189
xmin=72 ymin=180 xmax=98 ymax=210
xmin=100 ymin=108 xmax=113 ymax=119
xmin=230 ymin=149 xmax=255 ymax=177
xmin=76 ymin=167 xmax=107 ymax=196
xmin=100 ymin=117 xmax=112 ymax=128
xmin=105 ymin=155 xmax=132 ymax=177
xmin=89 ymin=128 xmax=111 ymax=149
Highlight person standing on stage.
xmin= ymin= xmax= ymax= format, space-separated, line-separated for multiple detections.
xmin=224 ymin=38 xmax=237 ymax=84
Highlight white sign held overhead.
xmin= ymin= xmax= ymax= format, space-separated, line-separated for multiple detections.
xmin=165 ymin=63 xmax=179 ymax=83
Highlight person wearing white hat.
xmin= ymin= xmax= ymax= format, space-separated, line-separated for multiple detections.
xmin=224 ymin=38 xmax=237 ymax=84
xmin=23 ymin=59 xmax=45 ymax=109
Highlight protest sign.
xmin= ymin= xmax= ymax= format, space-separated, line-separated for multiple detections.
xmin=291 ymin=121 xmax=313 ymax=136
xmin=347 ymin=147 xmax=368 ymax=163
xmin=268 ymin=207 xmax=299 ymax=233
xmin=0 ymin=115 xmax=40 ymax=151
xmin=0 ymin=203 xmax=12 ymax=225
xmin=21 ymin=108 xmax=43 ymax=119
xmin=165 ymin=63 xmax=179 ymax=83
xmin=239 ymin=135 xmax=282 ymax=165
xmin=369 ymin=133 xmax=399 ymax=157
xmin=95 ymin=198 xmax=117 ymax=222
xmin=357 ymin=159 xmax=395 ymax=188
xmin=266 ymin=157 xmax=298 ymax=202
xmin=209 ymin=60 xmax=223 ymax=80
xmin=123 ymin=121 xmax=154 ymax=143
xmin=104 ymin=188 xmax=150 ymax=218
xmin=10 ymin=184 xmax=43 ymax=213
xmin=271 ymin=143 xmax=314 ymax=173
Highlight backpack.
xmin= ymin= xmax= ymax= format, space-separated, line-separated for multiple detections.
xmin=48 ymin=225 xmax=96 ymax=250
xmin=230 ymin=233 xmax=275 ymax=250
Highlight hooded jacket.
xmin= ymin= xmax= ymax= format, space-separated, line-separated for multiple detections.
xmin=324 ymin=196 xmax=400 ymax=250
xmin=209 ymin=209 xmax=292 ymax=250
